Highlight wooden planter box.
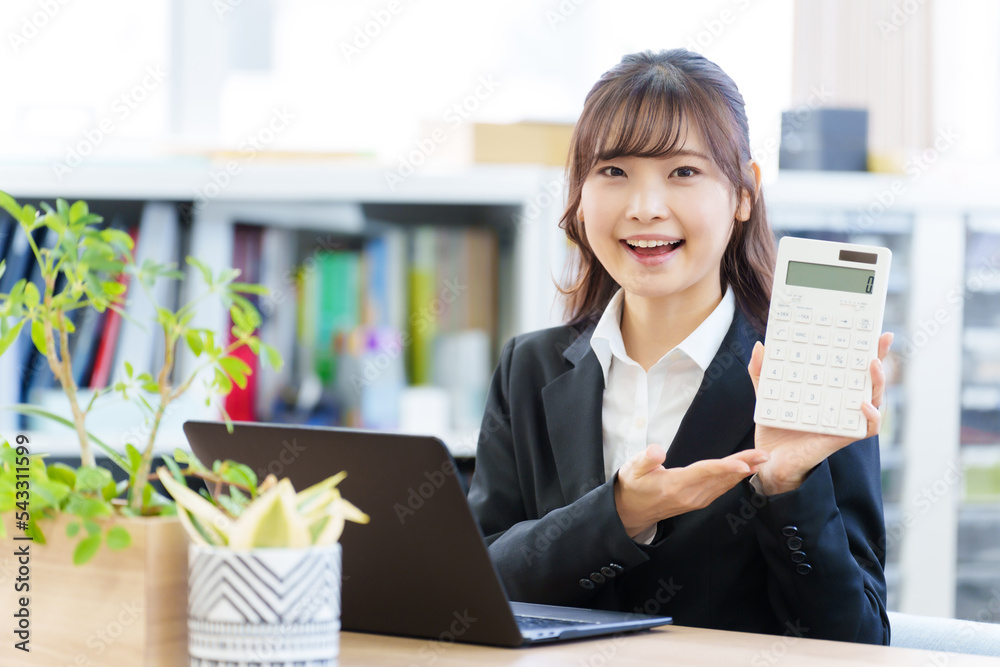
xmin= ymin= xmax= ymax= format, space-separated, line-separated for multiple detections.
xmin=0 ymin=513 xmax=188 ymax=666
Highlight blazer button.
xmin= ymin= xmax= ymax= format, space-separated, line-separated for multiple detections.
xmin=795 ymin=563 xmax=812 ymax=575
xmin=781 ymin=525 xmax=799 ymax=537
xmin=579 ymin=578 xmax=596 ymax=590
xmin=790 ymin=551 xmax=807 ymax=564
xmin=786 ymin=536 xmax=803 ymax=551
xmin=590 ymin=572 xmax=606 ymax=584
xmin=600 ymin=566 xmax=617 ymax=578
xmin=609 ymin=563 xmax=625 ymax=574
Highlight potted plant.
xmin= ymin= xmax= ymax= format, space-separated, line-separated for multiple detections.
xmin=156 ymin=452 xmax=368 ymax=666
xmin=0 ymin=192 xmax=282 ymax=666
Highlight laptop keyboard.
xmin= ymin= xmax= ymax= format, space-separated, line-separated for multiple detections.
xmin=515 ymin=614 xmax=594 ymax=630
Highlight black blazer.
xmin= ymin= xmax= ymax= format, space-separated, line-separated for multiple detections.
xmin=467 ymin=309 xmax=890 ymax=644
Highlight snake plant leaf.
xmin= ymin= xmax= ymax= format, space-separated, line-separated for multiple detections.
xmin=155 ymin=467 xmax=232 ymax=543
xmin=227 ymin=478 xmax=310 ymax=549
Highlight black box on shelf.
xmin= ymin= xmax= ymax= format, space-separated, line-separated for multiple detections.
xmin=779 ymin=108 xmax=868 ymax=171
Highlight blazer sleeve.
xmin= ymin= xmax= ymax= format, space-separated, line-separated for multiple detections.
xmin=748 ymin=435 xmax=890 ymax=645
xmin=467 ymin=336 xmax=654 ymax=607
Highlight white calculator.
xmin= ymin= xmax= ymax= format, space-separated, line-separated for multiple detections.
xmin=754 ymin=237 xmax=892 ymax=438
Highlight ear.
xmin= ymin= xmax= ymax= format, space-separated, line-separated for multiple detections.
xmin=736 ymin=161 xmax=761 ymax=222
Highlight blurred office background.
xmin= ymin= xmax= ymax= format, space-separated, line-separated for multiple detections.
xmin=1 ymin=0 xmax=999 ymax=624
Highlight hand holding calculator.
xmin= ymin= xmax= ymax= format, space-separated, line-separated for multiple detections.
xmin=753 ymin=237 xmax=892 ymax=439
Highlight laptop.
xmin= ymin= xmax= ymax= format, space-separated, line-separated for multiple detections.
xmin=182 ymin=420 xmax=673 ymax=647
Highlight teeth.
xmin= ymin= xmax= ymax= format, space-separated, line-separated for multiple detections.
xmin=625 ymin=239 xmax=680 ymax=248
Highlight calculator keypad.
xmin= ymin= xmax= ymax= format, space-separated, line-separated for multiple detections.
xmin=756 ymin=303 xmax=873 ymax=437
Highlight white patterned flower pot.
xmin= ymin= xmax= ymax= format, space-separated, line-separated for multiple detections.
xmin=187 ymin=542 xmax=342 ymax=667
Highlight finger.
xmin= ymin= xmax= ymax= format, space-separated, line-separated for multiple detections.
xmin=869 ymin=356 xmax=886 ymax=409
xmin=747 ymin=341 xmax=764 ymax=393
xmin=627 ymin=443 xmax=667 ymax=478
xmin=862 ymin=400 xmax=882 ymax=439
xmin=878 ymin=331 xmax=893 ymax=362
xmin=728 ymin=448 xmax=771 ymax=469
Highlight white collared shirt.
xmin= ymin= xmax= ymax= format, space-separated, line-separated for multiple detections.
xmin=590 ymin=287 xmax=736 ymax=488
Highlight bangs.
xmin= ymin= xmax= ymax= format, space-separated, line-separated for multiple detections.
xmin=582 ymin=71 xmax=697 ymax=168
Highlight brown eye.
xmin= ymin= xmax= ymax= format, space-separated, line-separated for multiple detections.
xmin=599 ymin=166 xmax=625 ymax=177
xmin=674 ymin=167 xmax=698 ymax=177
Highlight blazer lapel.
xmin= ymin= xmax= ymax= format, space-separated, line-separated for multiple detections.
xmin=664 ymin=309 xmax=761 ymax=468
xmin=540 ymin=321 xmax=607 ymax=504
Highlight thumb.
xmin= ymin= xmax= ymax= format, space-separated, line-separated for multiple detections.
xmin=630 ymin=443 xmax=667 ymax=477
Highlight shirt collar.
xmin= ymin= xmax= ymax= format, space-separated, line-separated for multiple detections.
xmin=589 ymin=287 xmax=736 ymax=386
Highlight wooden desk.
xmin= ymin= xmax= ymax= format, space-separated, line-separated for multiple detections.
xmin=340 ymin=626 xmax=999 ymax=666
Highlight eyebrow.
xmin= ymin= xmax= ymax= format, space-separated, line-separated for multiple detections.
xmin=667 ymin=149 xmax=712 ymax=162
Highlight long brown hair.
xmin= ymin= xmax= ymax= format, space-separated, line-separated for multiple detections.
xmin=557 ymin=49 xmax=775 ymax=333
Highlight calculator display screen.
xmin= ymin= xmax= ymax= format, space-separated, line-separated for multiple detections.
xmin=786 ymin=261 xmax=875 ymax=294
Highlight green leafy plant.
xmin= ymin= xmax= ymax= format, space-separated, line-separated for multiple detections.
xmin=156 ymin=450 xmax=369 ymax=548
xmin=0 ymin=192 xmax=283 ymax=562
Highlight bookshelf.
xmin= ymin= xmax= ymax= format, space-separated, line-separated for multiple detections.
xmin=4 ymin=162 xmax=999 ymax=621
xmin=0 ymin=159 xmax=569 ymax=458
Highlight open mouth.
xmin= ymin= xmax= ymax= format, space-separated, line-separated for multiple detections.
xmin=620 ymin=238 xmax=684 ymax=261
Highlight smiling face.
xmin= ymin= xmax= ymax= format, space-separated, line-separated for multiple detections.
xmin=578 ymin=120 xmax=750 ymax=310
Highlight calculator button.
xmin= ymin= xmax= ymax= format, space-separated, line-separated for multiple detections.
xmin=851 ymin=353 xmax=868 ymax=370
xmin=853 ymin=335 xmax=871 ymax=351
xmin=828 ymin=370 xmax=845 ymax=388
xmin=847 ymin=372 xmax=866 ymax=391
xmin=783 ymin=386 xmax=801 ymax=403
xmin=773 ymin=306 xmax=792 ymax=321
xmin=836 ymin=314 xmax=853 ymax=328
xmin=809 ymin=349 xmax=827 ymax=366
xmin=816 ymin=312 xmax=832 ymax=326
xmin=822 ymin=403 xmax=840 ymax=427
xmin=804 ymin=389 xmax=822 ymax=405
xmin=769 ymin=345 xmax=786 ymax=360
xmin=772 ymin=325 xmax=789 ymax=341
xmin=801 ymin=407 xmax=819 ymax=424
xmin=844 ymin=392 xmax=863 ymax=410
xmin=792 ymin=328 xmax=810 ymax=343
xmin=857 ymin=317 xmax=873 ymax=332
xmin=759 ymin=403 xmax=779 ymax=420
xmin=780 ymin=406 xmax=798 ymax=422
xmin=789 ymin=346 xmax=806 ymax=363
xmin=787 ymin=367 xmax=803 ymax=383
xmin=762 ymin=382 xmax=781 ymax=400
xmin=794 ymin=309 xmax=812 ymax=324
xmin=807 ymin=369 xmax=824 ymax=385
xmin=830 ymin=352 xmax=847 ymax=368
xmin=765 ymin=364 xmax=783 ymax=380
xmin=813 ymin=331 xmax=830 ymax=345
xmin=833 ymin=333 xmax=850 ymax=348
xmin=842 ymin=412 xmax=861 ymax=431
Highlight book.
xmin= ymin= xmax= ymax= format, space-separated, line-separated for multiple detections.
xmin=90 ymin=225 xmax=140 ymax=389
xmin=113 ymin=202 xmax=180 ymax=381
xmin=223 ymin=224 xmax=264 ymax=422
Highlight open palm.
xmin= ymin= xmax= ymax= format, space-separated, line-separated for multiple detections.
xmin=746 ymin=332 xmax=893 ymax=495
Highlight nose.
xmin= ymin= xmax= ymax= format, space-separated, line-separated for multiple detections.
xmin=624 ymin=177 xmax=671 ymax=223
